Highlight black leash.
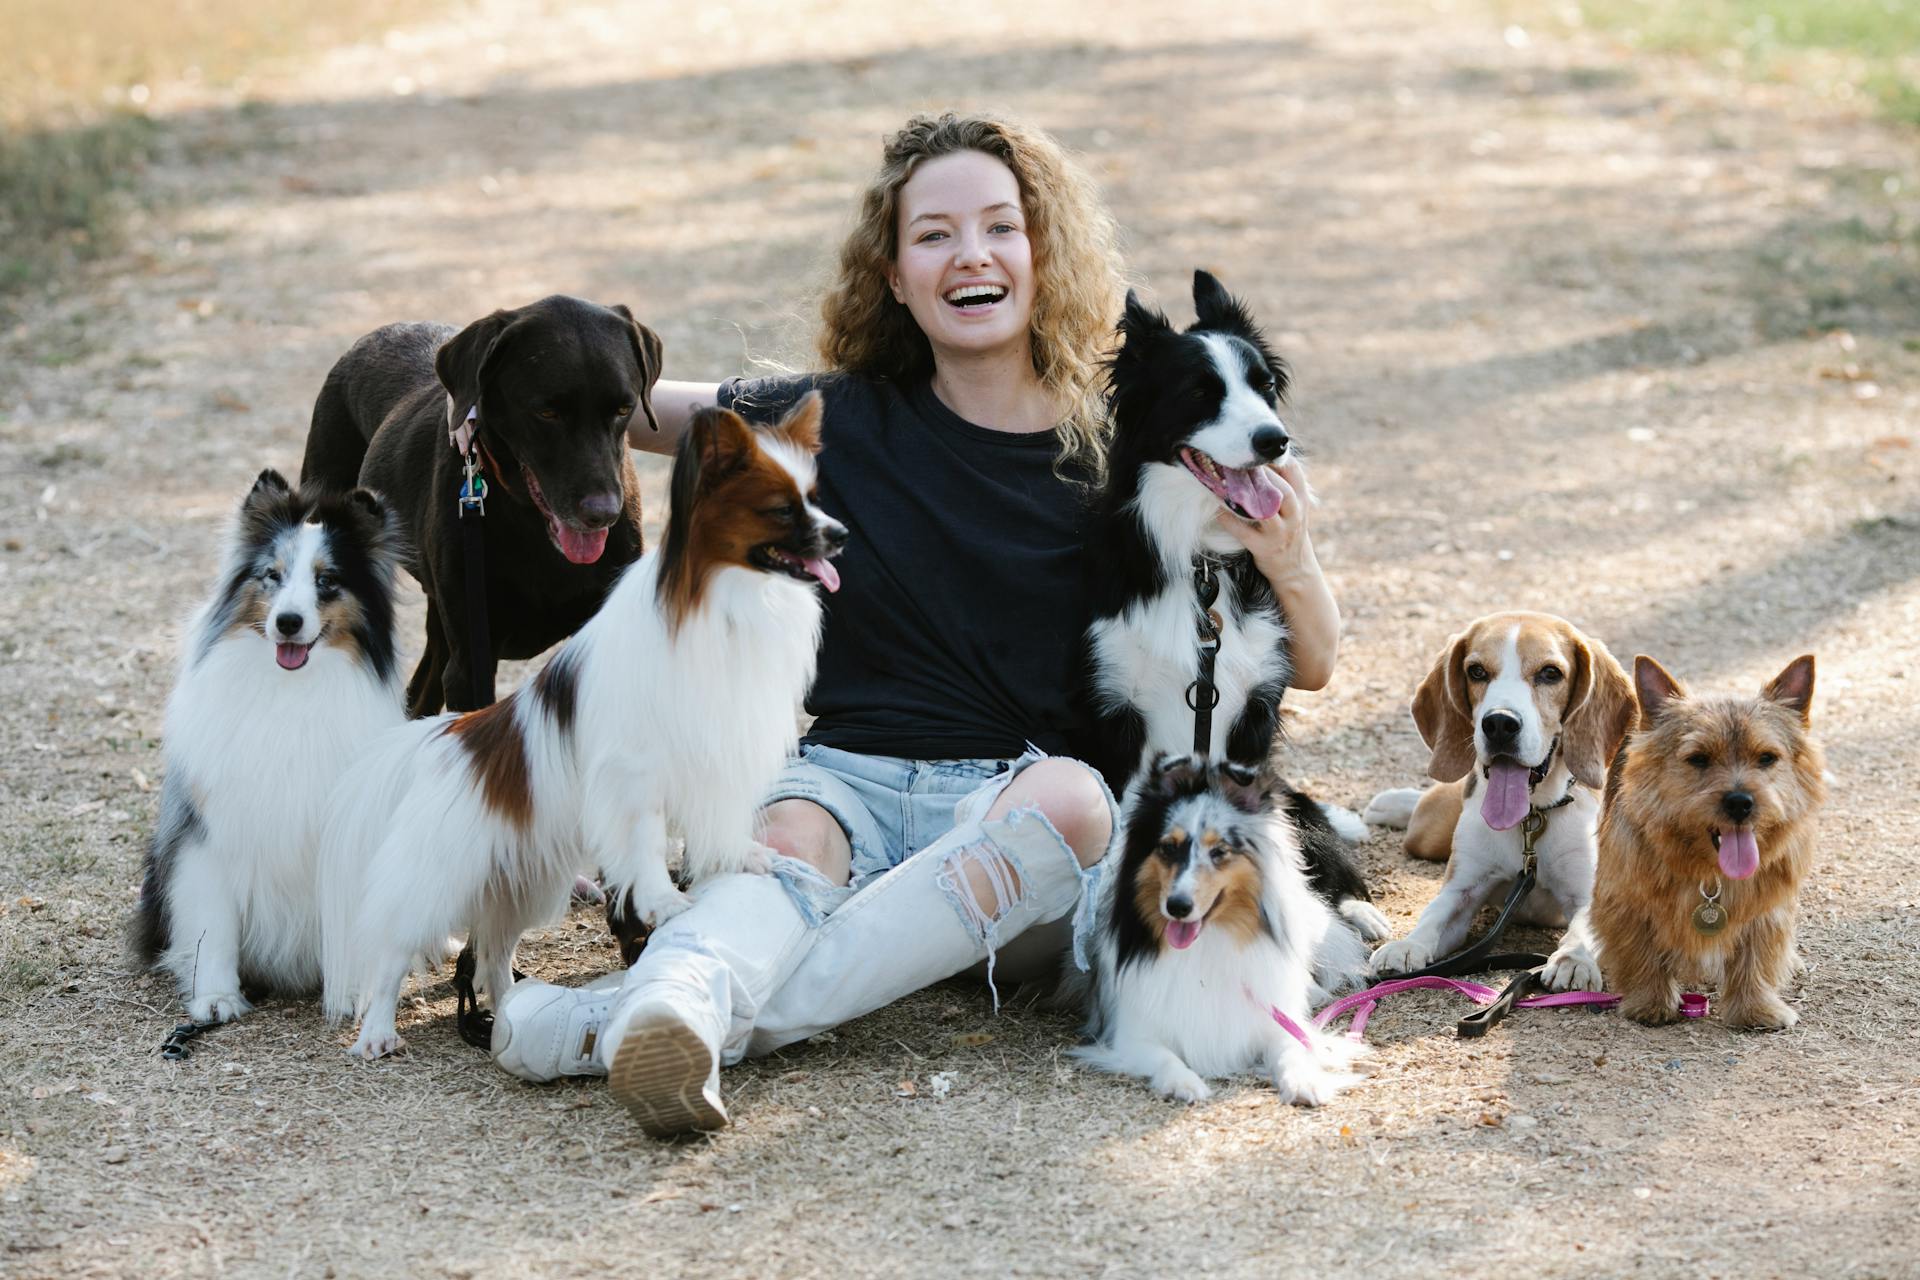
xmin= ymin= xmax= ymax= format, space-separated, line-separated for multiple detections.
xmin=1185 ymin=556 xmax=1223 ymax=755
xmin=158 ymin=1019 xmax=220 ymax=1061
xmin=451 ymin=946 xmax=527 ymax=1052
xmin=1375 ymin=787 xmax=1579 ymax=982
xmin=1456 ymin=967 xmax=1547 ymax=1039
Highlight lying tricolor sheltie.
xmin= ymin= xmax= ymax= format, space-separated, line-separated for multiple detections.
xmin=1074 ymin=755 xmax=1368 ymax=1105
xmin=132 ymin=470 xmax=405 ymax=1021
xmin=320 ymin=395 xmax=845 ymax=1059
xmin=1082 ymin=270 xmax=1386 ymax=944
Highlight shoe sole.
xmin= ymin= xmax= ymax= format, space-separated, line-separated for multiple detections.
xmin=608 ymin=1013 xmax=727 ymax=1138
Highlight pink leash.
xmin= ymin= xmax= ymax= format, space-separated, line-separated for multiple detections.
xmin=1307 ymin=975 xmax=1707 ymax=1041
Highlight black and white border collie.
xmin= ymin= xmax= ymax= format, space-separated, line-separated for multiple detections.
xmin=1082 ymin=269 xmax=1387 ymax=944
xmin=1074 ymin=755 xmax=1367 ymax=1104
xmin=131 ymin=470 xmax=405 ymax=1022
xmin=319 ymin=394 xmax=845 ymax=1059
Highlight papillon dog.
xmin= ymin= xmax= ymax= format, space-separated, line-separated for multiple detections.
xmin=1082 ymin=270 xmax=1387 ymax=944
xmin=1073 ymin=754 xmax=1368 ymax=1105
xmin=319 ymin=394 xmax=845 ymax=1059
xmin=131 ymin=470 xmax=404 ymax=1021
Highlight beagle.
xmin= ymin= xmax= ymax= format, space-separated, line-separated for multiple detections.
xmin=1362 ymin=612 xmax=1636 ymax=991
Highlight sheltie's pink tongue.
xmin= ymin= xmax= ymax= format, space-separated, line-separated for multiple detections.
xmin=276 ymin=643 xmax=310 ymax=671
xmin=804 ymin=558 xmax=841 ymax=593
xmin=1165 ymin=919 xmax=1202 ymax=950
xmin=1220 ymin=464 xmax=1286 ymax=521
xmin=552 ymin=519 xmax=608 ymax=565
xmin=1718 ymin=827 xmax=1760 ymax=880
xmin=1482 ymin=761 xmax=1532 ymax=831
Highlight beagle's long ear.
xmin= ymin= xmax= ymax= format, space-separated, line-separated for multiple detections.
xmin=1411 ymin=631 xmax=1477 ymax=783
xmin=1562 ymin=634 xmax=1637 ymax=789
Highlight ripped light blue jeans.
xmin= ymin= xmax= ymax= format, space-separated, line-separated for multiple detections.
xmin=721 ymin=743 xmax=1110 ymax=1059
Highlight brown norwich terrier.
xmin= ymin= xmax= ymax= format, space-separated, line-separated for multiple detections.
xmin=1590 ymin=654 xmax=1825 ymax=1029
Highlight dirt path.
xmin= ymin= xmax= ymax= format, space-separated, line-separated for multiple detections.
xmin=3 ymin=1 xmax=1917 ymax=1275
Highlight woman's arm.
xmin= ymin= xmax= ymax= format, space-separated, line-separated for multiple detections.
xmin=1215 ymin=458 xmax=1340 ymax=691
xmin=630 ymin=380 xmax=722 ymax=455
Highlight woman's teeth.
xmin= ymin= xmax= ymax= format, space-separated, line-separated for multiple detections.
xmin=944 ymin=285 xmax=1006 ymax=306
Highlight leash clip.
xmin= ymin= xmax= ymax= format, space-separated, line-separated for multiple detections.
xmin=459 ymin=448 xmax=488 ymax=518
xmin=1520 ymin=808 xmax=1546 ymax=876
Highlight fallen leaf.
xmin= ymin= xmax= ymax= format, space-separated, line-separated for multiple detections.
xmin=894 ymin=1080 xmax=918 ymax=1098
xmin=952 ymin=1032 xmax=995 ymax=1048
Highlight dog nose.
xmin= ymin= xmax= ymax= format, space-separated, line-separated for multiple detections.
xmin=1481 ymin=709 xmax=1522 ymax=745
xmin=1721 ymin=790 xmax=1755 ymax=824
xmin=1165 ymin=895 xmax=1194 ymax=920
xmin=1250 ymin=425 xmax=1289 ymax=462
xmin=576 ymin=491 xmax=622 ymax=528
xmin=274 ymin=612 xmax=303 ymax=638
xmin=818 ymin=517 xmax=849 ymax=553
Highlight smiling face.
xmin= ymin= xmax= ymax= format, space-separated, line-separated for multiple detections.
xmin=887 ymin=149 xmax=1036 ymax=369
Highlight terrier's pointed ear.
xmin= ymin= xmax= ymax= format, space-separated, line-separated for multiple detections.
xmin=1411 ymin=630 xmax=1477 ymax=782
xmin=1634 ymin=655 xmax=1685 ymax=726
xmin=1762 ymin=654 xmax=1816 ymax=723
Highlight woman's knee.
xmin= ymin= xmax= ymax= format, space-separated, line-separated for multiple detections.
xmin=758 ymin=799 xmax=853 ymax=886
xmin=988 ymin=758 xmax=1113 ymax=869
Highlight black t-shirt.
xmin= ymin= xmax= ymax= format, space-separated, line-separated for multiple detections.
xmin=718 ymin=372 xmax=1092 ymax=761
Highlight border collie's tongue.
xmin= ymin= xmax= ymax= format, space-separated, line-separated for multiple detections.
xmin=1718 ymin=827 xmax=1760 ymax=879
xmin=803 ymin=558 xmax=841 ymax=593
xmin=1482 ymin=761 xmax=1532 ymax=831
xmin=1220 ymin=464 xmax=1285 ymax=521
xmin=276 ymin=643 xmax=310 ymax=671
xmin=1165 ymin=919 xmax=1202 ymax=950
xmin=551 ymin=519 xmax=608 ymax=565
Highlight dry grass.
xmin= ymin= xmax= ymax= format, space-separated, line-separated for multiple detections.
xmin=2 ymin=0 xmax=1919 ymax=1275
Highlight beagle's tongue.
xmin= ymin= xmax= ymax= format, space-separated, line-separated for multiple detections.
xmin=1165 ymin=919 xmax=1202 ymax=950
xmin=1220 ymin=464 xmax=1286 ymax=521
xmin=1718 ymin=827 xmax=1760 ymax=880
xmin=804 ymin=558 xmax=841 ymax=593
xmin=1482 ymin=761 xmax=1532 ymax=831
xmin=551 ymin=518 xmax=608 ymax=565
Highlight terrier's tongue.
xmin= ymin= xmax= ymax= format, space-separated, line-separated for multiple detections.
xmin=275 ymin=643 xmax=309 ymax=671
xmin=1220 ymin=465 xmax=1286 ymax=521
xmin=1719 ymin=827 xmax=1760 ymax=880
xmin=1482 ymin=761 xmax=1532 ymax=831
xmin=1165 ymin=919 xmax=1202 ymax=950
xmin=804 ymin=558 xmax=841 ymax=593
xmin=553 ymin=520 xmax=608 ymax=565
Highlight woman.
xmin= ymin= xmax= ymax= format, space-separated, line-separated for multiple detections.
xmin=489 ymin=113 xmax=1341 ymax=1137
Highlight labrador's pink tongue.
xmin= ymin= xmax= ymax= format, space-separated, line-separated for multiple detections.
xmin=275 ymin=643 xmax=309 ymax=671
xmin=552 ymin=519 xmax=608 ymax=565
xmin=1718 ymin=827 xmax=1760 ymax=880
xmin=804 ymin=558 xmax=841 ymax=593
xmin=1165 ymin=919 xmax=1202 ymax=950
xmin=1220 ymin=465 xmax=1285 ymax=521
xmin=1482 ymin=761 xmax=1532 ymax=831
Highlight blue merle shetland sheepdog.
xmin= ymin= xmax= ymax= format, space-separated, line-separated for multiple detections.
xmin=131 ymin=469 xmax=405 ymax=1022
xmin=1075 ymin=755 xmax=1368 ymax=1105
xmin=1081 ymin=269 xmax=1387 ymax=945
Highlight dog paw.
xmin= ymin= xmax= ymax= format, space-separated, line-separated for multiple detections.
xmin=1725 ymin=998 xmax=1798 ymax=1032
xmin=1620 ymin=993 xmax=1683 ymax=1026
xmin=1274 ymin=1063 xmax=1353 ymax=1107
xmin=187 ymin=991 xmax=252 ymax=1023
xmin=637 ymin=887 xmax=694 ymax=929
xmin=1153 ymin=1066 xmax=1211 ymax=1103
xmin=1369 ymin=938 xmax=1432 ymax=977
xmin=348 ymin=1030 xmax=406 ymax=1060
xmin=1340 ymin=899 xmax=1394 ymax=943
xmin=1543 ymin=947 xmax=1604 ymax=993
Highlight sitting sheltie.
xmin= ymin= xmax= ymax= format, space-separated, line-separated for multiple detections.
xmin=320 ymin=395 xmax=844 ymax=1059
xmin=131 ymin=470 xmax=404 ymax=1022
xmin=1074 ymin=755 xmax=1368 ymax=1105
xmin=1082 ymin=270 xmax=1387 ymax=945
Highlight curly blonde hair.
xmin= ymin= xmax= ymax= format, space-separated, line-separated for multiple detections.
xmin=817 ymin=112 xmax=1125 ymax=480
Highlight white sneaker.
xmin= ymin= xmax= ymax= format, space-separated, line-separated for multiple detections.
xmin=490 ymin=973 xmax=623 ymax=1083
xmin=606 ymin=999 xmax=728 ymax=1138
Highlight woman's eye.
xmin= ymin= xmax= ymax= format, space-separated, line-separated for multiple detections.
xmin=1536 ymin=666 xmax=1563 ymax=685
xmin=1466 ymin=663 xmax=1489 ymax=682
xmin=1687 ymin=752 xmax=1711 ymax=769
xmin=917 ymin=230 xmax=947 ymax=243
xmin=990 ymin=222 xmax=1018 ymax=234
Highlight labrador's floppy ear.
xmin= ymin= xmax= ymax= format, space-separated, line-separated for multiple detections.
xmin=1411 ymin=629 xmax=1478 ymax=783
xmin=610 ymin=303 xmax=665 ymax=436
xmin=435 ymin=308 xmax=519 ymax=432
xmin=1561 ymin=631 xmax=1637 ymax=789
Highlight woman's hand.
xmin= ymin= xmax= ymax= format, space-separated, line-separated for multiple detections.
xmin=1215 ymin=458 xmax=1340 ymax=691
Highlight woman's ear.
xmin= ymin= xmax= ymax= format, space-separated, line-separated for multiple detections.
xmin=888 ymin=268 xmax=905 ymax=304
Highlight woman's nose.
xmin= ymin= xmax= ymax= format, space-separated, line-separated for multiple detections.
xmin=952 ymin=233 xmax=991 ymax=269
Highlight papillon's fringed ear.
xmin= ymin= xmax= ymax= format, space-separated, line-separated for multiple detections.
xmin=775 ymin=390 xmax=825 ymax=454
xmin=1762 ymin=654 xmax=1817 ymax=724
xmin=245 ymin=468 xmax=291 ymax=508
xmin=1214 ymin=761 xmax=1267 ymax=815
xmin=1145 ymin=751 xmax=1204 ymax=797
xmin=1412 ymin=631 xmax=1478 ymax=783
xmin=687 ymin=406 xmax=756 ymax=483
xmin=612 ymin=303 xmax=666 ymax=435
xmin=1633 ymin=655 xmax=1685 ymax=728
